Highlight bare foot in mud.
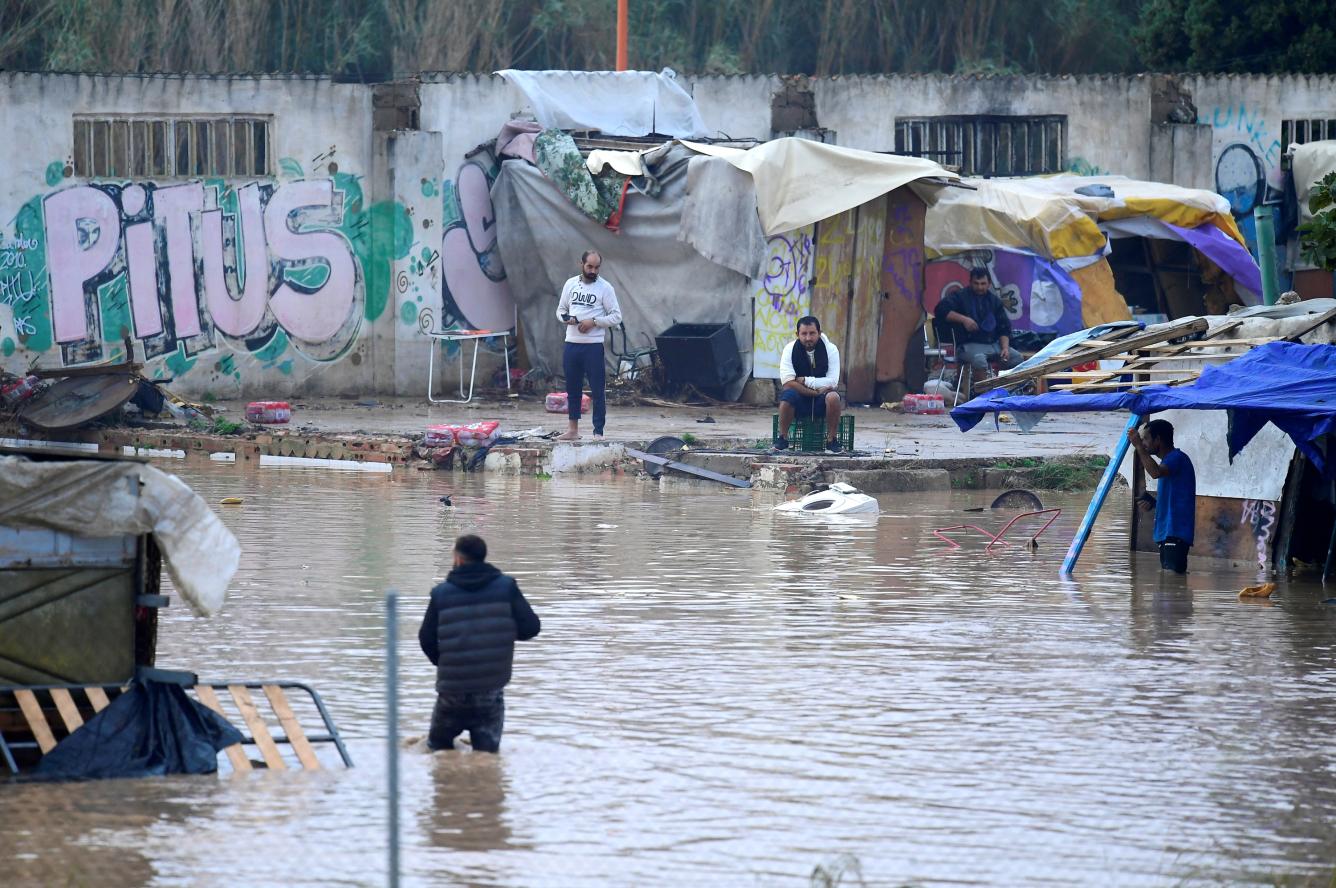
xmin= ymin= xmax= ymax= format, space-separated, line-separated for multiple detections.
xmin=557 ymin=431 xmax=581 ymax=441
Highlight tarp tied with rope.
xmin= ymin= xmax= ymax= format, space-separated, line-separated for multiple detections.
xmin=951 ymin=341 xmax=1336 ymax=473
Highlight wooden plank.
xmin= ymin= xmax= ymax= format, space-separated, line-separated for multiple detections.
xmin=846 ymin=195 xmax=887 ymax=402
xmin=50 ymin=688 xmax=84 ymax=733
xmin=1284 ymin=306 xmax=1336 ymax=342
xmin=811 ymin=209 xmax=857 ymax=350
xmin=195 ymin=685 xmax=251 ymax=773
xmin=14 ymin=690 xmax=57 ymax=754
xmin=1051 ymin=375 xmax=1199 ymax=392
xmin=85 ymin=687 xmax=111 ymax=713
xmin=976 ymin=317 xmax=1209 ymax=393
xmin=625 ymin=448 xmax=752 ymax=488
xmin=876 ymin=188 xmax=926 ymax=386
xmin=1042 ymin=367 xmax=1211 ymax=379
xmin=228 ymin=685 xmax=286 ymax=770
xmin=263 ymin=686 xmax=321 ymax=771
xmin=30 ymin=363 xmax=142 ymax=379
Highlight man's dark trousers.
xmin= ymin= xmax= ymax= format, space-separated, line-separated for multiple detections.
xmin=428 ymin=690 xmax=505 ymax=752
xmin=563 ymin=342 xmax=606 ymax=434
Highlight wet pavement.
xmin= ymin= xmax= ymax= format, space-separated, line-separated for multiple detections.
xmin=4 ymin=463 xmax=1336 ymax=887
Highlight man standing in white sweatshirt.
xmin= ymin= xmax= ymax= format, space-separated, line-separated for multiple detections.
xmin=555 ymin=251 xmax=622 ymax=440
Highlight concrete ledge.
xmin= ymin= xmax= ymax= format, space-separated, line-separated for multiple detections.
xmin=829 ymin=468 xmax=952 ymax=493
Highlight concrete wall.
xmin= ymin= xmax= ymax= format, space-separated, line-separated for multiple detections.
xmin=2 ymin=71 xmax=1332 ymax=399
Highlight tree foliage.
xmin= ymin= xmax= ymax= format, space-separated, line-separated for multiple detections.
xmin=0 ymin=0 xmax=1331 ymax=77
xmin=1136 ymin=0 xmax=1336 ymax=73
xmin=1299 ymin=172 xmax=1336 ymax=272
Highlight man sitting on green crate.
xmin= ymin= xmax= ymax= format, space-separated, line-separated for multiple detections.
xmin=776 ymin=315 xmax=844 ymax=453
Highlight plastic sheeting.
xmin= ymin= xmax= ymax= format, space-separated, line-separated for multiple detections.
xmin=951 ymin=340 xmax=1336 ymax=475
xmin=681 ymin=138 xmax=955 ymax=235
xmin=498 ymin=69 xmax=709 ymax=138
xmin=679 ymin=155 xmax=769 ymax=279
xmin=33 ymin=680 xmax=244 ymax=780
xmin=0 ymin=456 xmax=239 ymax=615
xmin=492 ymin=145 xmax=754 ymax=399
xmin=1292 ymin=140 xmax=1336 ymax=223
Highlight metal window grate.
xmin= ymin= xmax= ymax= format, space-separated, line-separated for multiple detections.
xmin=894 ymin=115 xmax=1067 ymax=176
xmin=71 ymin=115 xmax=273 ymax=179
xmin=1281 ymin=118 xmax=1336 ymax=150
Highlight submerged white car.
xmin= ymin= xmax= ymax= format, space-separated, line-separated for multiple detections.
xmin=773 ymin=482 xmax=879 ymax=516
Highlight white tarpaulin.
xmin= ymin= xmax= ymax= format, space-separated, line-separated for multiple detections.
xmin=0 ymin=456 xmax=238 ymax=616
xmin=498 ymin=69 xmax=709 ymax=138
xmin=1293 ymin=140 xmax=1336 ymax=223
xmin=680 ymin=138 xmax=955 ymax=235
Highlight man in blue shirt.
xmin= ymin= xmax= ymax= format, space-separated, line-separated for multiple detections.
xmin=1127 ymin=419 xmax=1197 ymax=573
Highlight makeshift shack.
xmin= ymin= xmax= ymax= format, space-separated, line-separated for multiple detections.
xmin=922 ymin=175 xmax=1262 ymax=341
xmin=951 ymin=301 xmax=1336 ymax=573
xmin=491 ymin=130 xmax=955 ymax=403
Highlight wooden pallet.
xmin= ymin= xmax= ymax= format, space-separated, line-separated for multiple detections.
xmin=0 ymin=682 xmax=349 ymax=775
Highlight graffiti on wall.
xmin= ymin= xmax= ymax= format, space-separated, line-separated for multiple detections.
xmin=1240 ymin=498 xmax=1279 ymax=570
xmin=752 ymin=227 xmax=814 ymax=379
xmin=437 ymin=153 xmax=515 ymax=335
xmin=923 ymin=250 xmax=1084 ymax=335
xmin=0 ymin=157 xmax=414 ymax=383
xmin=1202 ymin=103 xmax=1284 ymax=251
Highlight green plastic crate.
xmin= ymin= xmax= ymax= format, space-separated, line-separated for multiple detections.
xmin=772 ymin=414 xmax=855 ymax=452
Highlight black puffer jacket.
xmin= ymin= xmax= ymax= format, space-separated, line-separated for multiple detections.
xmin=418 ymin=561 xmax=541 ymax=695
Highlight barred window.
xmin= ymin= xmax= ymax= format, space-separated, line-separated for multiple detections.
xmin=1281 ymin=118 xmax=1336 ymax=149
xmin=73 ymin=115 xmax=272 ymax=178
xmin=894 ymin=115 xmax=1066 ymax=177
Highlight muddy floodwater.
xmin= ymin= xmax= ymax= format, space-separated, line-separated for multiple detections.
xmin=6 ymin=462 xmax=1336 ymax=887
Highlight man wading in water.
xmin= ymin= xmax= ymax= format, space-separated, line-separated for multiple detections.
xmin=419 ymin=534 xmax=541 ymax=752
xmin=1128 ymin=419 xmax=1197 ymax=574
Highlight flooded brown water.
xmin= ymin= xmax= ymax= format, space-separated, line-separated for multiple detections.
xmin=5 ymin=462 xmax=1336 ymax=887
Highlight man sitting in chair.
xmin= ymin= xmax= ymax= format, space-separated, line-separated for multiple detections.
xmin=934 ymin=267 xmax=1023 ymax=385
xmin=775 ymin=315 xmax=844 ymax=453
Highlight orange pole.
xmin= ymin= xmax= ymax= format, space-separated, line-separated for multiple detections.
xmin=616 ymin=0 xmax=629 ymax=71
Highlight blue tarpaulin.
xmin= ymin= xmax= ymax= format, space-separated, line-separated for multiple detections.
xmin=952 ymin=341 xmax=1336 ymax=473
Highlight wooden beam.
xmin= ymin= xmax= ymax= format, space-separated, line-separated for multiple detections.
xmin=1052 ymin=374 xmax=1199 ymax=392
xmin=263 ymin=686 xmax=321 ymax=771
xmin=49 ymin=689 xmax=84 ymax=733
xmin=85 ymin=687 xmax=111 ymax=713
xmin=14 ymin=690 xmax=57 ymax=754
xmin=976 ymin=317 xmax=1209 ymax=393
xmin=228 ymin=685 xmax=286 ymax=770
xmin=195 ymin=685 xmax=251 ymax=773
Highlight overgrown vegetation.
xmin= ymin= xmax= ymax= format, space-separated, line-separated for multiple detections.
xmin=1300 ymin=172 xmax=1336 ymax=272
xmin=1 ymin=0 xmax=1331 ymax=77
xmin=993 ymin=455 xmax=1108 ymax=490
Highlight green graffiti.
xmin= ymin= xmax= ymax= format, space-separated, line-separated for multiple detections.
xmin=333 ymin=172 xmax=412 ymax=323
xmin=214 ymin=354 xmax=237 ymax=376
xmin=2 ymin=338 xmax=14 ymax=356
xmin=278 ymin=359 xmax=293 ymax=375
xmin=164 ymin=342 xmax=197 ymax=376
xmin=441 ymin=180 xmax=460 ymax=228
xmin=7 ymin=196 xmax=53 ymax=352
xmin=252 ymin=328 xmax=289 ymax=365
xmin=421 ymin=178 xmax=438 ymax=198
xmin=44 ymin=161 xmax=64 ymax=187
xmin=400 ymin=300 xmax=417 ymax=325
xmin=283 ymin=263 xmax=331 ymax=290
xmin=97 ymin=273 xmax=131 ymax=342
xmin=279 ymin=157 xmax=305 ymax=179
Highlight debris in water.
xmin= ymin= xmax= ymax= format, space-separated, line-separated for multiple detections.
xmin=219 ymin=497 xmax=244 ymax=505
xmin=1239 ymin=582 xmax=1277 ymax=599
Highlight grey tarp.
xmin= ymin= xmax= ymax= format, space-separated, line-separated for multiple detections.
xmin=492 ymin=145 xmax=755 ymax=399
xmin=679 ymin=156 xmax=768 ymax=279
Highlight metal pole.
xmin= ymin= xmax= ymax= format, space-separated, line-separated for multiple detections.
xmin=616 ymin=0 xmax=629 ymax=71
xmin=385 ymin=590 xmax=400 ymax=888
xmin=1254 ymin=205 xmax=1279 ymax=306
xmin=1061 ymin=413 xmax=1141 ymax=577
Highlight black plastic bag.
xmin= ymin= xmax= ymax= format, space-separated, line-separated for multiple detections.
xmin=32 ymin=680 xmax=245 ymax=780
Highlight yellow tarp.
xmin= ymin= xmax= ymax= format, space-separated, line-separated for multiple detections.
xmin=922 ymin=174 xmax=1243 ymax=260
xmin=681 ymin=138 xmax=956 ymax=236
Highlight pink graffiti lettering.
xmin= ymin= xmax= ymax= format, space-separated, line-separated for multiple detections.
xmin=264 ymin=180 xmax=356 ymax=342
xmin=202 ymin=183 xmax=269 ymax=337
xmin=440 ymin=161 xmax=514 ymax=331
xmin=44 ymin=186 xmax=120 ymax=343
